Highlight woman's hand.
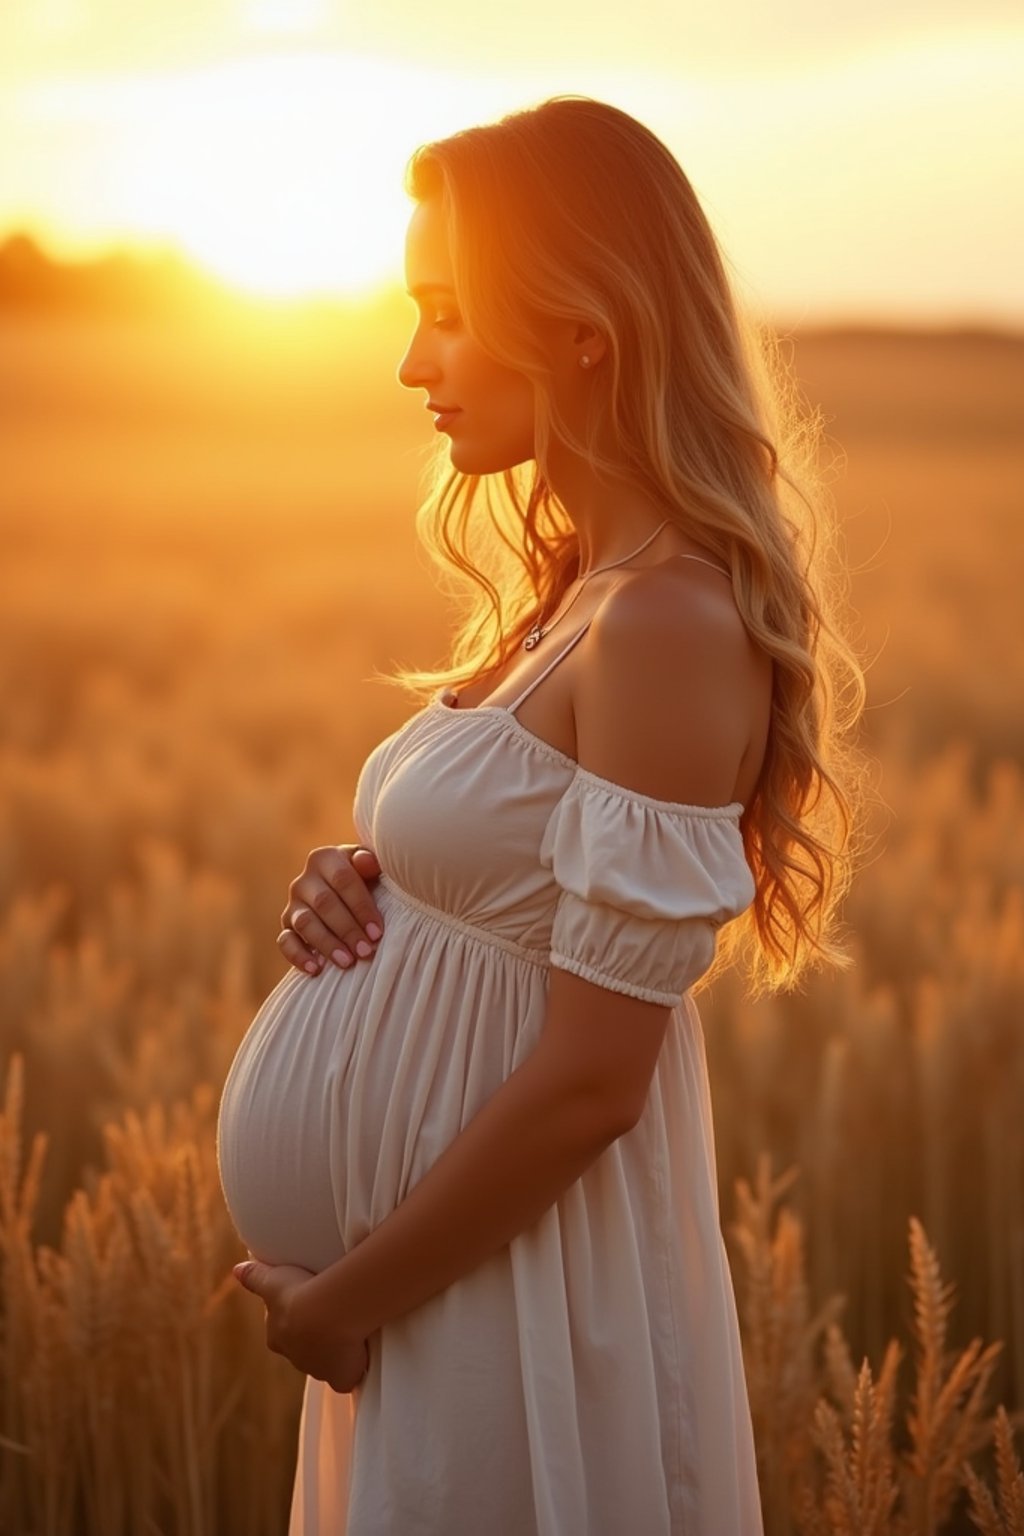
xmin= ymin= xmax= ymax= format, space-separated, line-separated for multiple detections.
xmin=232 ymin=1259 xmax=370 ymax=1392
xmin=278 ymin=844 xmax=384 ymax=975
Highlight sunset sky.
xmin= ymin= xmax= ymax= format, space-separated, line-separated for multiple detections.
xmin=2 ymin=0 xmax=1021 ymax=323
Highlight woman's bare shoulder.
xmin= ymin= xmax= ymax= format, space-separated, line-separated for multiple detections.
xmin=573 ymin=556 xmax=770 ymax=805
xmin=597 ymin=552 xmax=750 ymax=653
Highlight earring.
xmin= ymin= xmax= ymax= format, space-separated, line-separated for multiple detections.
xmin=579 ymin=355 xmax=591 ymax=369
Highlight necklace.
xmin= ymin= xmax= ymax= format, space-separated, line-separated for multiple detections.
xmin=522 ymin=519 xmax=672 ymax=651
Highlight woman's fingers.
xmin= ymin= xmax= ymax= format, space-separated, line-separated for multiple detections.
xmin=311 ymin=847 xmax=385 ymax=948
xmin=283 ymin=899 xmax=356 ymax=969
xmin=276 ymin=924 xmax=324 ymax=975
xmin=280 ymin=845 xmax=385 ymax=973
xmin=350 ymin=846 xmax=382 ymax=881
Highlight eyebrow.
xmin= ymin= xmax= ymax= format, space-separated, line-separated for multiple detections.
xmin=405 ymin=283 xmax=456 ymax=298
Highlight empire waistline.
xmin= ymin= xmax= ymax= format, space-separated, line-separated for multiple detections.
xmin=376 ymin=872 xmax=550 ymax=970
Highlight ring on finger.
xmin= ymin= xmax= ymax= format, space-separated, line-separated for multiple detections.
xmin=290 ymin=905 xmax=313 ymax=938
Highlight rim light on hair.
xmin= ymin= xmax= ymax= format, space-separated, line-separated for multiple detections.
xmin=390 ymin=94 xmax=868 ymax=998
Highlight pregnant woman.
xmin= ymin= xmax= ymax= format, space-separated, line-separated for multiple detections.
xmin=217 ymin=94 xmax=863 ymax=1535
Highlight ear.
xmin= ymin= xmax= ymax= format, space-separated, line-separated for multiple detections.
xmin=542 ymin=316 xmax=608 ymax=374
xmin=572 ymin=322 xmax=607 ymax=369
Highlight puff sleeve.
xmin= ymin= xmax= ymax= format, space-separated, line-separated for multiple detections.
xmin=538 ymin=768 xmax=756 ymax=1007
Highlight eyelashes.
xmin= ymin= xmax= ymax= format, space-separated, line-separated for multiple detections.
xmin=406 ymin=294 xmax=460 ymax=331
xmin=406 ymin=312 xmax=460 ymax=340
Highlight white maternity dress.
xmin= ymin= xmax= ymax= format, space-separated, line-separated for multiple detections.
xmin=216 ymin=607 xmax=765 ymax=1536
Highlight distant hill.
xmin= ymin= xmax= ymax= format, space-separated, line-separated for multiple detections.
xmin=0 ymin=232 xmax=409 ymax=324
xmin=0 ymin=232 xmax=242 ymax=315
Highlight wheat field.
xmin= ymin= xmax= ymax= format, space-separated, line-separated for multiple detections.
xmin=1 ymin=300 xmax=1022 ymax=1533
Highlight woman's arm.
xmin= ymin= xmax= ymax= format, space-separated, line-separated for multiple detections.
xmin=299 ymin=564 xmax=758 ymax=1344
xmin=238 ymin=567 xmax=761 ymax=1365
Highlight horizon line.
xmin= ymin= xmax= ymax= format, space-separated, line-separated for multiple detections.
xmin=1 ymin=228 xmax=1022 ymax=341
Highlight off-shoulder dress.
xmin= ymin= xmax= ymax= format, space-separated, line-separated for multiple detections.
xmin=216 ymin=600 xmax=765 ymax=1536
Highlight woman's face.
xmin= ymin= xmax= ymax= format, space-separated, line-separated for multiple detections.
xmin=397 ymin=198 xmax=537 ymax=474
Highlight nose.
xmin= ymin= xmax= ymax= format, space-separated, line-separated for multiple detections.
xmin=396 ymin=328 xmax=440 ymax=393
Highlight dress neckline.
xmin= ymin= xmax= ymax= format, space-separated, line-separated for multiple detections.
xmin=432 ymin=688 xmax=576 ymax=769
xmin=428 ymin=692 xmax=744 ymax=818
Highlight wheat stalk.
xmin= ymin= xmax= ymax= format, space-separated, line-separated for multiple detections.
xmin=730 ymin=1153 xmax=846 ymax=1533
xmin=963 ymin=1405 xmax=1024 ymax=1536
xmin=0 ymin=1052 xmax=51 ymax=1529
xmin=904 ymin=1215 xmax=1004 ymax=1534
xmin=809 ymin=1346 xmax=904 ymax=1536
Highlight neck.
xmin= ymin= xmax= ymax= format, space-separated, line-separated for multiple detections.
xmin=542 ymin=440 xmax=670 ymax=573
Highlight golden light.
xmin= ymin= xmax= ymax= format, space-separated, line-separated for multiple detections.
xmin=17 ymin=51 xmax=501 ymax=300
xmin=4 ymin=23 xmax=1022 ymax=321
xmin=112 ymin=53 xmax=428 ymax=297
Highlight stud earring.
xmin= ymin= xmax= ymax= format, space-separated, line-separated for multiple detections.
xmin=579 ymin=355 xmax=591 ymax=369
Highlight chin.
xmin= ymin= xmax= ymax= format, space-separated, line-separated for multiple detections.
xmin=448 ymin=439 xmax=535 ymax=476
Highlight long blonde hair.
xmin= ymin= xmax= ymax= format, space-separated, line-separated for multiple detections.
xmin=391 ymin=95 xmax=867 ymax=996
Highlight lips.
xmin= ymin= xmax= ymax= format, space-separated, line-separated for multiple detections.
xmin=427 ymin=402 xmax=461 ymax=414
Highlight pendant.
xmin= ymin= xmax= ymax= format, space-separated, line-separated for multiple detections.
xmin=523 ymin=622 xmax=543 ymax=651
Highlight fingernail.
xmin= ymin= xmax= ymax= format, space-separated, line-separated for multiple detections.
xmin=356 ymin=941 xmax=373 ymax=958
xmin=332 ymin=948 xmax=353 ymax=968
xmin=304 ymin=960 xmax=319 ymax=974
xmin=366 ymin=923 xmax=382 ymax=941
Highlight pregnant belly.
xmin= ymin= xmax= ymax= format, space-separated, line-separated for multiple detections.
xmin=215 ymin=887 xmax=549 ymax=1275
xmin=215 ymin=959 xmax=367 ymax=1273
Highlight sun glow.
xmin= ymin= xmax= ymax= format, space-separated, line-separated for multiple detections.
xmin=122 ymin=55 xmax=420 ymax=297
xmin=13 ymin=53 xmax=493 ymax=298
xmin=3 ymin=23 xmax=1022 ymax=320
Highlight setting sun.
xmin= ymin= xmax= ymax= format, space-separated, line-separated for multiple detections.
xmin=79 ymin=54 xmax=428 ymax=297
xmin=2 ymin=10 xmax=1020 ymax=321
xmin=15 ymin=51 xmax=501 ymax=299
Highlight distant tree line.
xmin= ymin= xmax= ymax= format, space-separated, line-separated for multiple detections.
xmin=0 ymin=232 xmax=238 ymax=315
xmin=0 ymin=232 xmax=418 ymax=331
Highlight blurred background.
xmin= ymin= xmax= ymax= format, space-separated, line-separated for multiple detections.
xmin=2 ymin=3 xmax=1022 ymax=1532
